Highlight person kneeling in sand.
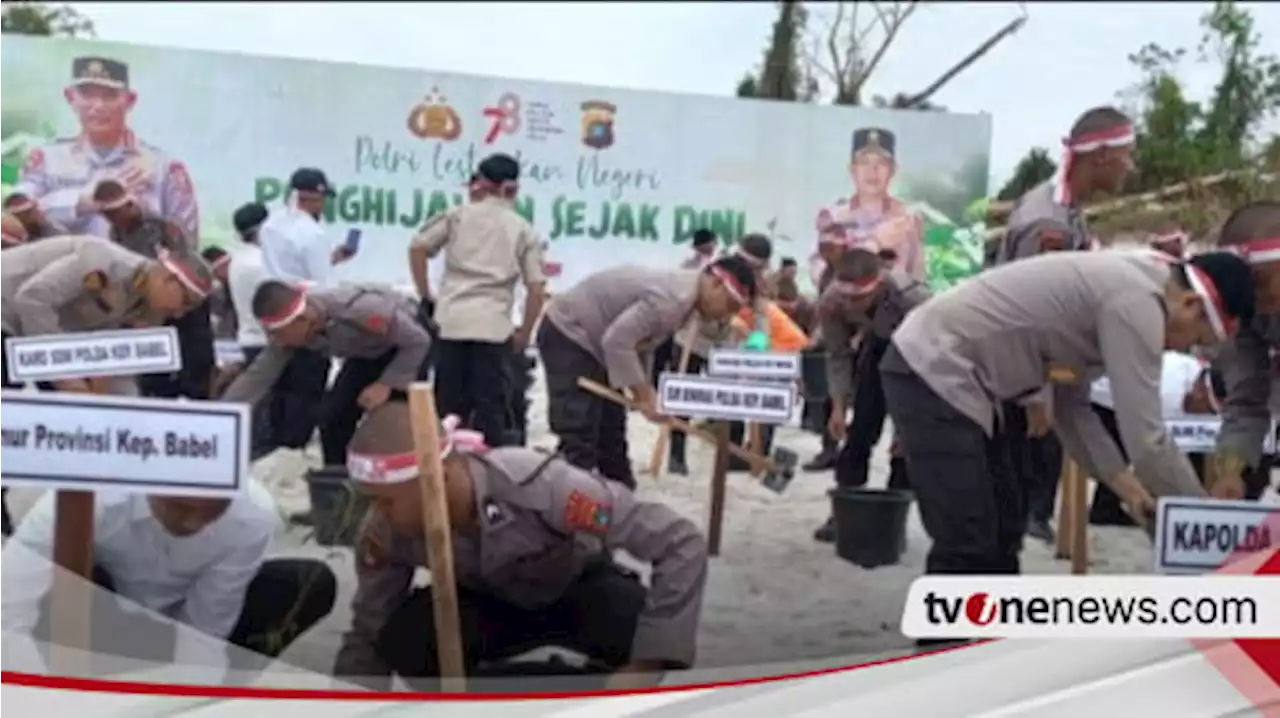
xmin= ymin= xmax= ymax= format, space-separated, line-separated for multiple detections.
xmin=2 ymin=483 xmax=337 ymax=677
xmin=332 ymin=402 xmax=709 ymax=688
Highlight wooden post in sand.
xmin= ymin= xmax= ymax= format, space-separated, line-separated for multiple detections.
xmin=707 ymin=422 xmax=731 ymax=556
xmin=1054 ymin=459 xmax=1090 ymax=574
xmin=407 ymin=383 xmax=467 ymax=690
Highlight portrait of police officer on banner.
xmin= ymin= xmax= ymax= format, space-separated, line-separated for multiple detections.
xmin=12 ymin=56 xmax=200 ymax=240
xmin=813 ymin=127 xmax=925 ymax=281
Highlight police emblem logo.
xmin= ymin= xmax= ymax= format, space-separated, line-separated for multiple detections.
xmin=563 ymin=490 xmax=611 ymax=535
xmin=867 ymin=129 xmax=881 ymax=147
xmin=364 ymin=314 xmax=389 ymax=334
xmin=82 ymin=270 xmax=107 ymax=292
xmin=87 ymin=60 xmax=107 ymax=78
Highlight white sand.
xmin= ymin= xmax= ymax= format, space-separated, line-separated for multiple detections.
xmin=4 ymin=373 xmax=1172 ymax=675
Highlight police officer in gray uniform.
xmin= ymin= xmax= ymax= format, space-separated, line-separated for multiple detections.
xmin=220 ymin=280 xmax=433 ymax=467
xmin=882 ymin=250 xmax=1254 ymax=592
xmin=811 ymin=248 xmax=930 ymax=542
xmin=993 ymin=106 xmax=1137 ymax=543
xmin=333 ymin=402 xmax=707 ymax=687
xmin=1210 ymin=201 xmax=1280 ymax=501
xmin=95 ymin=179 xmax=216 ymax=400
xmin=1 ymin=235 xmax=214 ymax=535
xmin=538 ymin=256 xmax=758 ymax=490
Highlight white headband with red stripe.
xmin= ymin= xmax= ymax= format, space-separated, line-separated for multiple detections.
xmin=97 ymin=193 xmax=134 ymax=211
xmin=828 ymin=272 xmax=883 ymax=298
xmin=157 ymin=249 xmax=211 ymax=298
xmin=258 ymin=290 xmax=308 ymax=330
xmin=1184 ymin=264 xmax=1234 ymax=341
xmin=709 ymin=265 xmax=748 ymax=303
xmin=6 ymin=196 xmax=35 ymax=213
xmin=1151 ymin=231 xmax=1189 ymax=247
xmin=1236 ymin=237 xmax=1280 ymax=265
xmin=1053 ymin=123 xmax=1135 ymax=206
xmin=346 ymin=415 xmax=489 ymax=484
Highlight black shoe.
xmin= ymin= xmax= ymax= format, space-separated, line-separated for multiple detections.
xmin=288 ymin=510 xmax=314 ymax=527
xmin=1026 ymin=517 xmax=1055 ymax=544
xmin=668 ymin=456 xmax=689 ymax=476
xmin=803 ymin=450 xmax=838 ymax=472
xmin=813 ymin=516 xmax=837 ymax=543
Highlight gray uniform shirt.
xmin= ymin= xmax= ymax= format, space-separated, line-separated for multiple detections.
xmin=333 ymin=448 xmax=708 ymax=686
xmin=110 ymin=214 xmax=196 ymax=259
xmin=543 ymin=266 xmax=701 ymax=390
xmin=1214 ymin=315 xmax=1280 ymax=466
xmin=997 ymin=180 xmax=1090 ymax=264
xmin=820 ymin=270 xmax=931 ymax=401
xmin=221 ymin=286 xmax=431 ymax=405
xmin=891 ymin=250 xmax=1205 ymax=498
xmin=1 ymin=234 xmax=151 ymax=337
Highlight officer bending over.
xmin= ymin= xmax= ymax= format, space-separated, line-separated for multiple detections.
xmin=333 ymin=402 xmax=708 ymax=688
xmin=219 ymin=280 xmax=433 ymax=466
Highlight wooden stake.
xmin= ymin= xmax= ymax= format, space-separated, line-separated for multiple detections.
xmin=1068 ymin=461 xmax=1089 ymax=575
xmin=49 ymin=489 xmax=95 ymax=675
xmin=1054 ymin=459 xmax=1075 ymax=561
xmin=647 ymin=323 xmax=700 ymax=478
xmin=407 ymin=383 xmax=467 ymax=691
xmin=707 ymin=422 xmax=730 ymax=557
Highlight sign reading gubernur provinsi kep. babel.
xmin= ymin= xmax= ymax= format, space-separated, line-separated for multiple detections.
xmin=0 ymin=390 xmax=249 ymax=498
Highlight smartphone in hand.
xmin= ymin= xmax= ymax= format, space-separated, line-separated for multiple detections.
xmin=343 ymin=228 xmax=363 ymax=255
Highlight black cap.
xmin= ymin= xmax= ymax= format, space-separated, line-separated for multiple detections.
xmin=289 ymin=167 xmax=336 ymax=197
xmin=72 ymin=57 xmax=129 ymax=90
xmin=852 ymin=127 xmax=895 ymax=159
xmin=477 ymin=154 xmax=520 ymax=184
xmin=233 ymin=202 xmax=269 ymax=235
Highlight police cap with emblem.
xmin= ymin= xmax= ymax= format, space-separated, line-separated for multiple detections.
xmin=233 ymin=202 xmax=270 ymax=239
xmin=289 ymin=167 xmax=337 ymax=198
xmin=851 ymin=127 xmax=896 ymax=160
xmin=71 ymin=57 xmax=129 ymax=90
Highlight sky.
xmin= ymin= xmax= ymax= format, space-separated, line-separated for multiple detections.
xmin=65 ymin=1 xmax=1280 ymax=192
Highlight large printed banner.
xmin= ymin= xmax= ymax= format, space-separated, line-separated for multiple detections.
xmin=1 ymin=37 xmax=992 ymax=292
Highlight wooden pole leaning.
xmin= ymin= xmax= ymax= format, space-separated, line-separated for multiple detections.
xmin=707 ymin=422 xmax=731 ymax=557
xmin=407 ymin=383 xmax=467 ymax=691
xmin=1067 ymin=460 xmax=1089 ymax=575
xmin=1054 ymin=459 xmax=1076 ymax=561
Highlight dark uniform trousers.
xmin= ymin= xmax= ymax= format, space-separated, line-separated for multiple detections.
xmin=1087 ymin=405 xmax=1272 ymax=525
xmin=835 ymin=335 xmax=911 ymax=491
xmin=137 ymin=300 xmax=217 ymax=400
xmin=536 ymin=321 xmax=636 ymax=490
xmin=434 ymin=338 xmax=518 ymax=449
xmin=881 ymin=344 xmax=1024 ymax=575
xmin=33 ymin=559 xmax=337 ymax=675
xmin=241 ymin=346 xmax=331 ymax=461
xmin=319 ymin=350 xmax=430 ymax=466
xmin=1000 ymin=403 xmax=1064 ymax=526
xmin=378 ymin=559 xmax=645 ymax=685
xmin=505 ymin=350 xmax=537 ymax=447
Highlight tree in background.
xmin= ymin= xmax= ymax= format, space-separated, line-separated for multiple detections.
xmin=1121 ymin=0 xmax=1279 ymax=193
xmin=738 ymin=0 xmax=818 ymax=101
xmin=1 ymin=1 xmax=95 ymax=36
xmin=799 ymin=0 xmax=1026 ymax=109
xmin=996 ymin=148 xmax=1056 ymax=201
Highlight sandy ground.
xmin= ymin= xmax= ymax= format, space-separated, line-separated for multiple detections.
xmin=6 ymin=372 xmax=1199 ymax=676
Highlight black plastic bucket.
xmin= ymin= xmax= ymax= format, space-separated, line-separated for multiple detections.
xmin=306 ymin=467 xmax=370 ymax=547
xmin=829 ymin=487 xmax=913 ymax=568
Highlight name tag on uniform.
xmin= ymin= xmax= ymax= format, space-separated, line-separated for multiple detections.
xmin=4 ymin=327 xmax=182 ymax=383
xmin=214 ymin=340 xmax=246 ymax=367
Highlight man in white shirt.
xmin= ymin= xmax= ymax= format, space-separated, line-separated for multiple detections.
xmin=224 ymin=202 xmax=277 ymax=459
xmin=2 ymin=484 xmax=337 ymax=677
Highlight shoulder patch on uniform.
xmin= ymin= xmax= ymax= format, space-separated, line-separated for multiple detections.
xmin=363 ymin=314 xmax=389 ymax=334
xmin=563 ymin=490 xmax=611 ymax=535
xmin=1036 ymin=227 xmax=1069 ymax=251
xmin=167 ymin=161 xmax=193 ymax=194
xmin=22 ymin=148 xmax=45 ymax=175
xmin=82 ymin=270 xmax=107 ymax=292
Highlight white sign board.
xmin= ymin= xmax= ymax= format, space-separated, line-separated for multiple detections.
xmin=0 ymin=390 xmax=250 ymax=498
xmin=1166 ymin=417 xmax=1278 ymax=454
xmin=658 ymin=373 xmax=795 ymax=424
xmin=214 ymin=339 xmax=247 ymax=367
xmin=4 ymin=328 xmax=181 ymax=383
xmin=1154 ymin=497 xmax=1278 ymax=574
xmin=707 ymin=349 xmax=801 ymax=381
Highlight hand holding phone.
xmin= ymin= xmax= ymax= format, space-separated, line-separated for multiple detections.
xmin=343 ymin=228 xmax=363 ymax=254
